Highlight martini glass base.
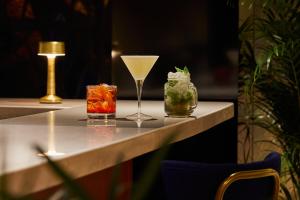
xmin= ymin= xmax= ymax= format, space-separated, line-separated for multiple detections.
xmin=126 ymin=112 xmax=152 ymax=121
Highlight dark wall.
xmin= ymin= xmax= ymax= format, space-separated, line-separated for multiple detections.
xmin=0 ymin=0 xmax=238 ymax=100
xmin=112 ymin=0 xmax=238 ymax=100
xmin=0 ymin=0 xmax=111 ymax=98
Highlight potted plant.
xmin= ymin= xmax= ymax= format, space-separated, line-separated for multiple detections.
xmin=239 ymin=0 xmax=300 ymax=199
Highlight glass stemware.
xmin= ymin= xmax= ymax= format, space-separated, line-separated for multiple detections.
xmin=121 ymin=55 xmax=159 ymax=121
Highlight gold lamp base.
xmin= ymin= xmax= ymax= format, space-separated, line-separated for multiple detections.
xmin=38 ymin=41 xmax=65 ymax=105
xmin=39 ymin=95 xmax=62 ymax=104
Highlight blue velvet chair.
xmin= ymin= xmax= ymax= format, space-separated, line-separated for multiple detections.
xmin=161 ymin=152 xmax=281 ymax=200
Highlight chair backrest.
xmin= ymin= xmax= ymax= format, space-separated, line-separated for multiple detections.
xmin=215 ymin=168 xmax=280 ymax=200
xmin=161 ymin=152 xmax=281 ymax=200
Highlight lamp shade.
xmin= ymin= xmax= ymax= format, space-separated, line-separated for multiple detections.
xmin=38 ymin=41 xmax=65 ymax=56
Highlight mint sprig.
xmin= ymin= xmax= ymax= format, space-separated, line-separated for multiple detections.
xmin=175 ymin=66 xmax=189 ymax=74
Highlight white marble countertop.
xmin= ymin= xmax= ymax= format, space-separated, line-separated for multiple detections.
xmin=0 ymin=99 xmax=234 ymax=195
xmin=0 ymin=98 xmax=84 ymax=109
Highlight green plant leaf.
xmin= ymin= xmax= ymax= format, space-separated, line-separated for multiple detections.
xmin=239 ymin=0 xmax=300 ymax=198
xmin=34 ymin=145 xmax=91 ymax=200
xmin=175 ymin=66 xmax=189 ymax=74
xmin=280 ymin=183 xmax=293 ymax=200
xmin=108 ymin=155 xmax=123 ymax=200
xmin=131 ymin=134 xmax=175 ymax=200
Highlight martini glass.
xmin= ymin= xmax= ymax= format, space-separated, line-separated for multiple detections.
xmin=121 ymin=55 xmax=159 ymax=121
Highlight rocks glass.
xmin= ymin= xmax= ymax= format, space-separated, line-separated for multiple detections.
xmin=86 ymin=84 xmax=117 ymax=119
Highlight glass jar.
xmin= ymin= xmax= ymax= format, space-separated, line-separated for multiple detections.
xmin=164 ymin=77 xmax=198 ymax=117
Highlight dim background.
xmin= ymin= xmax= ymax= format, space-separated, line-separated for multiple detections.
xmin=0 ymin=2 xmax=239 ymax=198
xmin=0 ymin=0 xmax=238 ymax=101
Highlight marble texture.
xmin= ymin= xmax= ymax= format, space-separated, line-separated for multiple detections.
xmin=0 ymin=99 xmax=234 ymax=195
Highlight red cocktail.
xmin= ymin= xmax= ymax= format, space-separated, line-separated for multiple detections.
xmin=87 ymin=84 xmax=117 ymax=119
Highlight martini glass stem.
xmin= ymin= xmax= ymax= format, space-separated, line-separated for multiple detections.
xmin=135 ymin=79 xmax=144 ymax=119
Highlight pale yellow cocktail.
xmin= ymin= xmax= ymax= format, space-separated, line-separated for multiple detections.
xmin=121 ymin=56 xmax=158 ymax=80
xmin=121 ymin=55 xmax=159 ymax=121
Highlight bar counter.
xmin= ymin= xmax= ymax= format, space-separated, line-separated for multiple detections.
xmin=0 ymin=99 xmax=234 ymax=196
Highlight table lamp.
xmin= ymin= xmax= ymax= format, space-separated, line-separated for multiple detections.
xmin=38 ymin=41 xmax=65 ymax=104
